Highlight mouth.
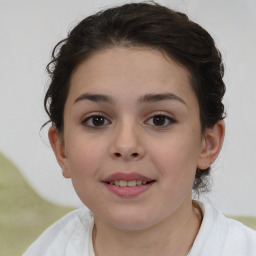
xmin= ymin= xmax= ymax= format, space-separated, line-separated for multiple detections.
xmin=104 ymin=180 xmax=155 ymax=187
xmin=102 ymin=172 xmax=156 ymax=197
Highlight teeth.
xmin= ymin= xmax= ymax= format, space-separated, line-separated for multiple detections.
xmin=128 ymin=181 xmax=136 ymax=187
xmin=108 ymin=180 xmax=151 ymax=187
xmin=119 ymin=180 xmax=128 ymax=187
xmin=114 ymin=180 xmax=120 ymax=186
xmin=136 ymin=180 xmax=142 ymax=185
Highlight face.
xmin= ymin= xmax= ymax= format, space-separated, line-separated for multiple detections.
xmin=50 ymin=47 xmax=220 ymax=231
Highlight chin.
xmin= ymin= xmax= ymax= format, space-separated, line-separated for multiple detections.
xmin=96 ymin=207 xmax=163 ymax=231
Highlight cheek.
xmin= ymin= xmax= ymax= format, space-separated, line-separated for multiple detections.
xmin=66 ymin=136 xmax=107 ymax=178
xmin=65 ymin=137 xmax=109 ymax=207
xmin=148 ymin=131 xmax=201 ymax=182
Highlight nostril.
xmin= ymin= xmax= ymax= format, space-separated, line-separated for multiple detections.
xmin=112 ymin=152 xmax=140 ymax=158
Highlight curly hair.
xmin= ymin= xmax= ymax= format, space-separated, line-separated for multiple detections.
xmin=44 ymin=2 xmax=226 ymax=193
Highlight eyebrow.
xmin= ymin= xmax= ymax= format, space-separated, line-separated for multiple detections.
xmin=74 ymin=93 xmax=115 ymax=105
xmin=138 ymin=93 xmax=186 ymax=105
xmin=74 ymin=92 xmax=186 ymax=105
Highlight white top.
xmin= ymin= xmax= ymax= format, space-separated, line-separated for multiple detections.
xmin=23 ymin=202 xmax=256 ymax=256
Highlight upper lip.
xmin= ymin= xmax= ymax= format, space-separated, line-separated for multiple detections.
xmin=102 ymin=172 xmax=154 ymax=182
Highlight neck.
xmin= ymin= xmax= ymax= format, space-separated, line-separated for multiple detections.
xmin=93 ymin=200 xmax=202 ymax=256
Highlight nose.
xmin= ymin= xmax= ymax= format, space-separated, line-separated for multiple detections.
xmin=110 ymin=123 xmax=145 ymax=161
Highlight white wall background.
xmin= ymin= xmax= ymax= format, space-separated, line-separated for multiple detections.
xmin=1 ymin=0 xmax=256 ymax=216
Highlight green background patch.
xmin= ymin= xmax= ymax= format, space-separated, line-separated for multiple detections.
xmin=0 ymin=152 xmax=73 ymax=256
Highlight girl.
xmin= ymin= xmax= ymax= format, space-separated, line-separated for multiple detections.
xmin=24 ymin=2 xmax=256 ymax=255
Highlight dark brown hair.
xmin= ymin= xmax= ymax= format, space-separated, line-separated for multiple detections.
xmin=44 ymin=2 xmax=226 ymax=193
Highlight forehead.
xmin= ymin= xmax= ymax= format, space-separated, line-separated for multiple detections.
xmin=67 ymin=47 xmax=197 ymax=106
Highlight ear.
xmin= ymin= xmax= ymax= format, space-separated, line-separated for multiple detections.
xmin=197 ymin=120 xmax=225 ymax=170
xmin=48 ymin=126 xmax=71 ymax=179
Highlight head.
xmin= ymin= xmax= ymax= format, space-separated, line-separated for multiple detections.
xmin=44 ymin=2 xmax=225 ymax=194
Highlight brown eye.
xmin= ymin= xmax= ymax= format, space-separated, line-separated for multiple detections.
xmin=83 ymin=115 xmax=110 ymax=127
xmin=92 ymin=116 xmax=105 ymax=126
xmin=153 ymin=115 xmax=166 ymax=126
xmin=146 ymin=115 xmax=175 ymax=127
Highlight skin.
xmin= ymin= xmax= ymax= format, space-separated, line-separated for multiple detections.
xmin=49 ymin=47 xmax=225 ymax=256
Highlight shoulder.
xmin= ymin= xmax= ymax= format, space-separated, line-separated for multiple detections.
xmin=23 ymin=207 xmax=93 ymax=256
xmin=224 ymin=217 xmax=256 ymax=253
xmin=191 ymin=201 xmax=256 ymax=256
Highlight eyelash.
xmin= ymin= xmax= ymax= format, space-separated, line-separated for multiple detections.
xmin=82 ymin=115 xmax=111 ymax=128
xmin=145 ymin=114 xmax=175 ymax=127
xmin=82 ymin=114 xmax=175 ymax=128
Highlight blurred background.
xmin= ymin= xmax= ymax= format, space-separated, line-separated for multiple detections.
xmin=1 ymin=0 xmax=256 ymax=254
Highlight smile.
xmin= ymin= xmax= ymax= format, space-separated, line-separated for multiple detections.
xmin=106 ymin=180 xmax=153 ymax=187
xmin=102 ymin=172 xmax=156 ymax=197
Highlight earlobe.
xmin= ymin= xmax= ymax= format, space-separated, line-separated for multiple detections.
xmin=48 ymin=126 xmax=71 ymax=179
xmin=197 ymin=120 xmax=225 ymax=170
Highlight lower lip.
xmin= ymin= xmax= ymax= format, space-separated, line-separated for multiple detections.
xmin=103 ymin=182 xmax=155 ymax=198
